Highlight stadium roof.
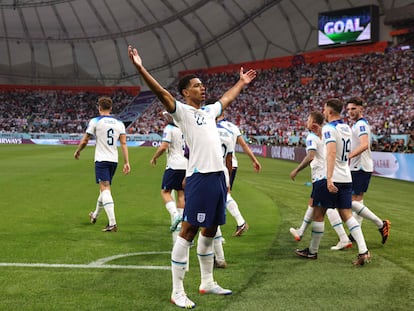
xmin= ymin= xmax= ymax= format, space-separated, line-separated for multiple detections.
xmin=0 ymin=0 xmax=413 ymax=88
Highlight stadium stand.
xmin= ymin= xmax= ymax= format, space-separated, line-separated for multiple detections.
xmin=0 ymin=86 xmax=137 ymax=134
xmin=1 ymin=49 xmax=413 ymax=152
xmin=128 ymin=48 xmax=414 ymax=151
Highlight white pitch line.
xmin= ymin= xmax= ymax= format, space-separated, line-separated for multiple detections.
xmin=89 ymin=251 xmax=171 ymax=266
xmin=0 ymin=251 xmax=172 ymax=270
xmin=0 ymin=263 xmax=170 ymax=270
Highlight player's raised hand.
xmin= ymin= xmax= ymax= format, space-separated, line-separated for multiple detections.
xmin=128 ymin=45 xmax=143 ymax=68
xmin=240 ymin=67 xmax=257 ymax=85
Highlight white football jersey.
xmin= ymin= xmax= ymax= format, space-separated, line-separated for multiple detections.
xmin=86 ymin=115 xmax=126 ymax=163
xmin=322 ymin=120 xmax=352 ymax=183
xmin=217 ymin=122 xmax=234 ymax=187
xmin=162 ymin=124 xmax=188 ymax=170
xmin=305 ymin=132 xmax=326 ymax=182
xmin=171 ymin=100 xmax=224 ymax=177
xmin=217 ymin=123 xmax=235 ymax=161
xmin=217 ymin=119 xmax=241 ymax=168
xmin=349 ymin=118 xmax=373 ymax=172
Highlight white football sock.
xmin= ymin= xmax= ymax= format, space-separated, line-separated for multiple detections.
xmin=326 ymin=208 xmax=349 ymax=242
xmin=298 ymin=206 xmax=313 ymax=236
xmin=101 ymin=189 xmax=116 ymax=226
xmin=197 ymin=233 xmax=214 ymax=287
xmin=226 ymin=193 xmax=245 ymax=226
xmin=171 ymin=236 xmax=192 ymax=294
xmin=166 ymin=200 xmax=178 ymax=218
xmin=309 ymin=221 xmax=324 ymax=254
xmin=352 ymin=210 xmax=364 ymax=225
xmin=92 ymin=191 xmax=103 ymax=218
xmin=352 ymin=200 xmax=383 ymax=228
xmin=213 ymin=226 xmax=225 ymax=262
xmin=171 ymin=208 xmax=184 ymax=245
xmin=346 ymin=217 xmax=368 ymax=254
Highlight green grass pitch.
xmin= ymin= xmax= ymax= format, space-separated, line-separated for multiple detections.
xmin=0 ymin=144 xmax=413 ymax=310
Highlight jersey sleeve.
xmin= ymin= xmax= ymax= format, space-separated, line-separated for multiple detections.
xmin=162 ymin=125 xmax=172 ymax=143
xmin=86 ymin=118 xmax=97 ymax=136
xmin=355 ymin=120 xmax=369 ymax=138
xmin=306 ymin=133 xmax=317 ymax=152
xmin=171 ymin=100 xmax=183 ymax=123
xmin=322 ymin=124 xmax=336 ymax=144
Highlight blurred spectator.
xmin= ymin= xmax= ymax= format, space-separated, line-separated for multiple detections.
xmin=404 ymin=131 xmax=414 ymax=153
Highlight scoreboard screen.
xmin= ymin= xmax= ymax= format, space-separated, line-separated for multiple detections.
xmin=318 ymin=5 xmax=379 ymax=48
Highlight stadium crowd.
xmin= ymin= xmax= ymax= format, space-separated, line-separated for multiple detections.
xmin=129 ymin=49 xmax=413 ymax=152
xmin=1 ymin=49 xmax=413 ymax=152
xmin=0 ymin=89 xmax=133 ymax=134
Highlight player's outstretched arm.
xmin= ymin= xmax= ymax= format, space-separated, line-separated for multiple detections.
xmin=220 ymin=67 xmax=256 ymax=110
xmin=128 ymin=45 xmax=175 ymax=113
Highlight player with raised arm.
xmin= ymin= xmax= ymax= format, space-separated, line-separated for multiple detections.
xmin=74 ymin=97 xmax=130 ymax=232
xmin=128 ymin=44 xmax=256 ymax=309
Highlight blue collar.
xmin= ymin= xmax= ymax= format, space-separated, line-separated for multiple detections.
xmin=329 ymin=119 xmax=344 ymax=126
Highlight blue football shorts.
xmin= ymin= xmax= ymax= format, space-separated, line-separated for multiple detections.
xmin=312 ymin=179 xmax=352 ymax=209
xmin=351 ymin=170 xmax=372 ymax=195
xmin=95 ymin=161 xmax=117 ymax=184
xmin=183 ymin=171 xmax=227 ymax=228
xmin=161 ymin=168 xmax=186 ymax=191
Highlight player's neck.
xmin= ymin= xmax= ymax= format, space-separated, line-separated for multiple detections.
xmin=313 ymin=129 xmax=322 ymax=137
xmin=186 ymin=98 xmax=202 ymax=109
xmin=328 ymin=116 xmax=341 ymax=123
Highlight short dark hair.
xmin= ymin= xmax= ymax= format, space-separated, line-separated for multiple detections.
xmin=310 ymin=111 xmax=324 ymax=126
xmin=98 ymin=97 xmax=112 ymax=110
xmin=326 ymin=98 xmax=344 ymax=114
xmin=347 ymin=96 xmax=364 ymax=106
xmin=178 ymin=74 xmax=197 ymax=96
